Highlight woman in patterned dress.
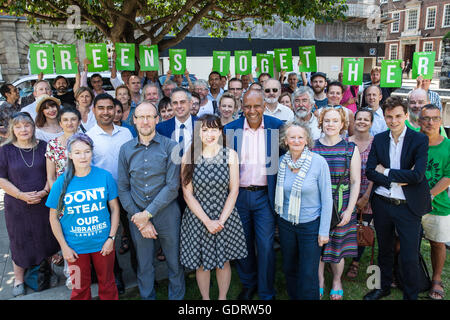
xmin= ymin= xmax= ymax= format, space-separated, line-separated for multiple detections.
xmin=180 ymin=114 xmax=247 ymax=300
xmin=346 ymin=108 xmax=375 ymax=279
xmin=311 ymin=107 xmax=361 ymax=300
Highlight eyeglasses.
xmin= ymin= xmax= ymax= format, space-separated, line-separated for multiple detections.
xmin=228 ymin=88 xmax=243 ymax=91
xmin=324 ymin=105 xmax=343 ymax=110
xmin=134 ymin=115 xmax=157 ymax=121
xmin=264 ymin=88 xmax=279 ymax=93
xmin=420 ymin=116 xmax=441 ymax=122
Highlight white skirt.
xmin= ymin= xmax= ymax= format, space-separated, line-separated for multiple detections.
xmin=422 ymin=213 xmax=450 ymax=243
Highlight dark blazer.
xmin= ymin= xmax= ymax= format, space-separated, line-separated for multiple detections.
xmin=366 ymin=127 xmax=431 ymax=217
xmin=223 ymin=115 xmax=284 ymax=212
xmin=155 ymin=115 xmax=199 ymax=140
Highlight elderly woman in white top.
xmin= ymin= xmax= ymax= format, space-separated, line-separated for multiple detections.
xmin=275 ymin=121 xmax=332 ymax=300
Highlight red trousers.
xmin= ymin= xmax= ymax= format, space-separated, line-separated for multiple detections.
xmin=68 ymin=250 xmax=118 ymax=300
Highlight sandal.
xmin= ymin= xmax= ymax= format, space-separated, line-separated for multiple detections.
xmin=319 ymin=287 xmax=324 ymax=299
xmin=345 ymin=261 xmax=359 ymax=280
xmin=156 ymin=248 xmax=166 ymax=262
xmin=119 ymin=235 xmax=130 ymax=255
xmin=330 ymin=289 xmax=344 ymax=300
xmin=429 ymin=280 xmax=445 ymax=300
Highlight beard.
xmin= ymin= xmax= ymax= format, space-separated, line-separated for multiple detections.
xmin=408 ymin=109 xmax=421 ymax=122
xmin=312 ymin=86 xmax=324 ymax=94
xmin=295 ymin=108 xmax=310 ymax=119
xmin=265 ymin=97 xmax=278 ymax=104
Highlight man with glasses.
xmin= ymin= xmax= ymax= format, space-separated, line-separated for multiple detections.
xmin=118 ymin=101 xmax=185 ymax=300
xmin=407 ymin=88 xmax=447 ymax=137
xmin=418 ymin=104 xmax=450 ymax=300
xmin=414 ymin=75 xmax=442 ymax=111
xmin=228 ymin=78 xmax=243 ymax=111
xmin=263 ymin=79 xmax=294 ymax=122
xmin=365 ymin=85 xmax=388 ymax=136
xmin=193 ymin=79 xmax=215 ymax=117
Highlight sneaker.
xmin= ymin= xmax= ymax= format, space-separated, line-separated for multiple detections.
xmin=12 ymin=283 xmax=25 ymax=297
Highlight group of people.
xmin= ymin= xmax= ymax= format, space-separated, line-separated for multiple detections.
xmin=0 ymin=60 xmax=448 ymax=301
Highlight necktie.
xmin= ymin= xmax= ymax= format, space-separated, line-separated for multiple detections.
xmin=179 ymin=124 xmax=185 ymax=157
xmin=212 ymin=100 xmax=218 ymax=115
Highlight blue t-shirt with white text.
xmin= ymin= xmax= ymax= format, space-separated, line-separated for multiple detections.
xmin=46 ymin=166 xmax=118 ymax=254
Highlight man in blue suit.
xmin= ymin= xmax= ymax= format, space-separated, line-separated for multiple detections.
xmin=156 ymin=87 xmax=198 ymax=213
xmin=224 ymin=89 xmax=283 ymax=300
xmin=364 ymin=96 xmax=431 ymax=300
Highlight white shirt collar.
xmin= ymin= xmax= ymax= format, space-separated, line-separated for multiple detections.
xmin=389 ymin=125 xmax=407 ymax=142
xmin=175 ymin=115 xmax=192 ymax=128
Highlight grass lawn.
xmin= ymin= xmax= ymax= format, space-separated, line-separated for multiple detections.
xmin=120 ymin=239 xmax=450 ymax=300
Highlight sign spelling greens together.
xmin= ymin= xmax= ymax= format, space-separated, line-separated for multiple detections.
xmin=169 ymin=49 xmax=186 ymax=75
xmin=53 ymin=44 xmax=77 ymax=74
xmin=342 ymin=58 xmax=364 ymax=85
xmin=139 ymin=44 xmax=159 ymax=71
xmin=29 ymin=44 xmax=54 ymax=74
xmin=212 ymin=51 xmax=231 ymax=76
xmin=234 ymin=50 xmax=252 ymax=75
xmin=412 ymin=51 xmax=436 ymax=79
xmin=274 ymin=48 xmax=293 ymax=72
xmin=380 ymin=60 xmax=402 ymax=88
xmin=298 ymin=46 xmax=317 ymax=72
xmin=256 ymin=53 xmax=274 ymax=77
xmin=85 ymin=43 xmax=109 ymax=72
xmin=115 ymin=43 xmax=135 ymax=71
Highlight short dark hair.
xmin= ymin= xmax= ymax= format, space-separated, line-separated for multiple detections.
xmin=191 ymin=91 xmax=201 ymax=101
xmin=355 ymin=108 xmax=374 ymax=123
xmin=58 ymin=106 xmax=81 ymax=123
xmin=54 ymin=76 xmax=69 ymax=87
xmin=208 ymin=71 xmax=221 ymax=79
xmin=93 ymin=93 xmax=114 ymax=108
xmin=90 ymin=74 xmax=102 ymax=81
xmin=327 ymin=81 xmax=344 ymax=94
xmin=158 ymin=96 xmax=172 ymax=113
xmin=228 ymin=78 xmax=242 ymax=87
xmin=258 ymin=73 xmax=271 ymax=82
xmin=382 ymin=96 xmax=408 ymax=114
xmin=113 ymin=98 xmax=123 ymax=112
xmin=0 ymin=83 xmax=13 ymax=97
xmin=420 ymin=103 xmax=440 ymax=115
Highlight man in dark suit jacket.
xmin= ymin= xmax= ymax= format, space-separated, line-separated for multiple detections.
xmin=364 ymin=96 xmax=431 ymax=300
xmin=156 ymin=87 xmax=199 ymax=213
xmin=223 ymin=89 xmax=283 ymax=300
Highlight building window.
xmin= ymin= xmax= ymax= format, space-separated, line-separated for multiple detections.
xmin=380 ymin=0 xmax=387 ymax=4
xmin=407 ymin=9 xmax=418 ymax=30
xmin=443 ymin=4 xmax=450 ymax=28
xmin=390 ymin=44 xmax=398 ymax=60
xmin=423 ymin=41 xmax=433 ymax=52
xmin=391 ymin=12 xmax=400 ymax=33
xmin=439 ymin=41 xmax=444 ymax=61
xmin=425 ymin=7 xmax=436 ymax=29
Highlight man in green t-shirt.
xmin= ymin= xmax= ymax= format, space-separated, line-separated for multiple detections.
xmin=419 ymin=105 xmax=450 ymax=300
xmin=407 ymin=89 xmax=447 ymax=137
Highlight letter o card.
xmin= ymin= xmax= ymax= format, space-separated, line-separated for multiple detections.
xmin=29 ymin=44 xmax=54 ymax=74
xmin=412 ymin=51 xmax=435 ymax=80
xmin=380 ymin=60 xmax=402 ymax=88
xmin=169 ymin=49 xmax=186 ymax=75
xmin=234 ymin=50 xmax=252 ymax=75
xmin=54 ymin=44 xmax=77 ymax=74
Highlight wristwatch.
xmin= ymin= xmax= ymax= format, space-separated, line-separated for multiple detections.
xmin=108 ymin=235 xmax=116 ymax=241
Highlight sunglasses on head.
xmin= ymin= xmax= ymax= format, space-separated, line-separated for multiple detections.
xmin=11 ymin=112 xmax=32 ymax=120
xmin=264 ymin=88 xmax=279 ymax=93
xmin=324 ymin=105 xmax=343 ymax=110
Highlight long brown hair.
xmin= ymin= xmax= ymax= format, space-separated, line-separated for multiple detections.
xmin=181 ymin=114 xmax=226 ymax=187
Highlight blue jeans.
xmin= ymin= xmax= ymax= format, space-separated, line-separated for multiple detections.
xmin=235 ymin=188 xmax=276 ymax=300
xmin=278 ymin=216 xmax=321 ymax=300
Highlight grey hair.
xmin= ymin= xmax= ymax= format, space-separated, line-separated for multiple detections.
xmin=163 ymin=79 xmax=177 ymax=88
xmin=279 ymin=120 xmax=315 ymax=151
xmin=1 ymin=112 xmax=37 ymax=147
xmin=408 ymin=88 xmax=428 ymax=101
xmin=292 ymin=86 xmax=315 ymax=106
xmin=194 ymin=79 xmax=209 ymax=89
xmin=288 ymin=72 xmax=298 ymax=78
xmin=141 ymin=83 xmax=162 ymax=101
xmin=171 ymin=87 xmax=192 ymax=102
xmin=33 ymin=80 xmax=51 ymax=91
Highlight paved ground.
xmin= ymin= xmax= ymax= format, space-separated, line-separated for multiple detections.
xmin=0 ymin=189 xmax=169 ymax=300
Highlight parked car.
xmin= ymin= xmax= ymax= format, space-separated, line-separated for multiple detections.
xmin=0 ymin=72 xmax=115 ymax=101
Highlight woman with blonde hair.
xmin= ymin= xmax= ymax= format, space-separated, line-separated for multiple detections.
xmin=74 ymin=87 xmax=96 ymax=132
xmin=312 ymin=106 xmax=361 ymax=300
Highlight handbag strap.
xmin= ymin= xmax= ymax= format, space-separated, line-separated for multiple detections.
xmin=333 ymin=140 xmax=349 ymax=201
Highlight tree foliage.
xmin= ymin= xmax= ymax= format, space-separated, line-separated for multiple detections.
xmin=0 ymin=0 xmax=348 ymax=51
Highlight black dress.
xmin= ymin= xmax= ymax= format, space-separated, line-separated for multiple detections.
xmin=180 ymin=147 xmax=247 ymax=271
xmin=0 ymin=141 xmax=59 ymax=268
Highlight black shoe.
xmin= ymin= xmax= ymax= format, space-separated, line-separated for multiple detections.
xmin=237 ymin=287 xmax=257 ymax=300
xmin=115 ymin=274 xmax=125 ymax=294
xmin=363 ymin=289 xmax=391 ymax=300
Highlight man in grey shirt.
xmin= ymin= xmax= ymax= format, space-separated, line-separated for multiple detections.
xmin=117 ymin=100 xmax=185 ymax=300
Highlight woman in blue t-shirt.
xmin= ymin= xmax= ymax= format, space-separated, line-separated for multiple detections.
xmin=46 ymin=133 xmax=120 ymax=300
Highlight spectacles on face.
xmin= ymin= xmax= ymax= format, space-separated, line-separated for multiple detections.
xmin=228 ymin=88 xmax=243 ymax=91
xmin=420 ymin=116 xmax=441 ymax=123
xmin=264 ymin=88 xmax=279 ymax=93
xmin=409 ymin=100 xmax=426 ymax=105
xmin=134 ymin=115 xmax=158 ymax=122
